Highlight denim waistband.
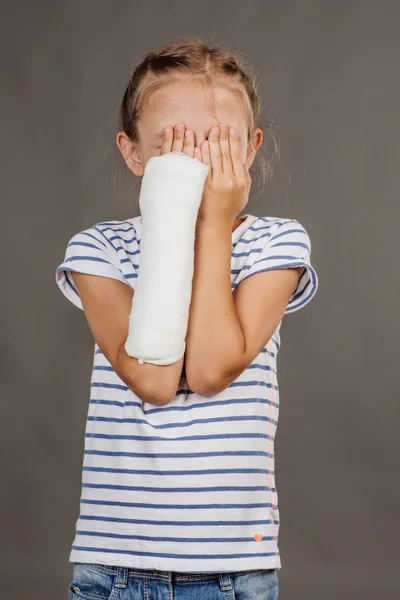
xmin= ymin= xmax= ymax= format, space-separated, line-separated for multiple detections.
xmin=77 ymin=563 xmax=274 ymax=584
xmin=111 ymin=565 xmax=274 ymax=585
xmin=151 ymin=568 xmax=273 ymax=582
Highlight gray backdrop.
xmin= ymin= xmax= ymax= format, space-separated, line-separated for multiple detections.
xmin=2 ymin=1 xmax=399 ymax=599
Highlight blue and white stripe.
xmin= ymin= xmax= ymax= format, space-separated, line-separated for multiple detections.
xmin=55 ymin=213 xmax=318 ymax=572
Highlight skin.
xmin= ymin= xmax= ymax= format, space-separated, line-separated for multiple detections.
xmin=114 ymin=78 xmax=304 ymax=399
xmin=116 ymin=79 xmax=263 ymax=232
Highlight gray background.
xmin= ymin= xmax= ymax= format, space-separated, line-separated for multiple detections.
xmin=1 ymin=1 xmax=399 ymax=598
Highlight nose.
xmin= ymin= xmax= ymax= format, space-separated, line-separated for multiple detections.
xmin=192 ymin=127 xmax=215 ymax=148
xmin=193 ymin=133 xmax=206 ymax=148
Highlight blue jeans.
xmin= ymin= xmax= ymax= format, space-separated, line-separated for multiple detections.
xmin=68 ymin=562 xmax=279 ymax=599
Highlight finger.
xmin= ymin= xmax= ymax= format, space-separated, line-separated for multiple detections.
xmin=194 ymin=146 xmax=202 ymax=163
xmin=218 ymin=124 xmax=232 ymax=175
xmin=209 ymin=126 xmax=222 ymax=177
xmin=183 ymin=129 xmax=195 ymax=158
xmin=172 ymin=123 xmax=185 ymax=152
xmin=201 ymin=140 xmax=210 ymax=170
xmin=160 ymin=126 xmax=173 ymax=155
xmin=229 ymin=128 xmax=243 ymax=177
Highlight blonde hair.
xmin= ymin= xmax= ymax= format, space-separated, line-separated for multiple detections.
xmin=118 ymin=36 xmax=280 ymax=194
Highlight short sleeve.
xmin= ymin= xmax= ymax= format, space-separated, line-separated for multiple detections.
xmin=55 ymin=225 xmax=128 ymax=310
xmin=240 ymin=219 xmax=319 ymax=314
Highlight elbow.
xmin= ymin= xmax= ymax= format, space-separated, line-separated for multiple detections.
xmin=185 ymin=349 xmax=246 ymax=397
xmin=116 ymin=365 xmax=177 ymax=406
xmin=130 ymin=380 xmax=177 ymax=406
xmin=187 ymin=370 xmax=228 ymax=397
xmin=186 ymin=359 xmax=246 ymax=397
xmin=116 ymin=344 xmax=179 ymax=406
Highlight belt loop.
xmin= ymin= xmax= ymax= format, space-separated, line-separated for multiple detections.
xmin=218 ymin=573 xmax=233 ymax=591
xmin=115 ymin=566 xmax=128 ymax=589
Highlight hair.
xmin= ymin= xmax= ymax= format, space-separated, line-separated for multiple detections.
xmin=116 ymin=36 xmax=280 ymax=201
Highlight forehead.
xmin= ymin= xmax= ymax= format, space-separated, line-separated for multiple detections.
xmin=140 ymin=80 xmax=246 ymax=135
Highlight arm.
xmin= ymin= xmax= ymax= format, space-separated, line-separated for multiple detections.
xmin=185 ymin=220 xmax=304 ymax=396
xmin=72 ymin=272 xmax=184 ymax=405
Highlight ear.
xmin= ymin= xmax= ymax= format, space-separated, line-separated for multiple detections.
xmin=116 ymin=131 xmax=144 ymax=177
xmin=244 ymin=128 xmax=263 ymax=171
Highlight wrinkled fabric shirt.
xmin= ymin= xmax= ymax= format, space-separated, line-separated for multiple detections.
xmin=55 ymin=213 xmax=318 ymax=573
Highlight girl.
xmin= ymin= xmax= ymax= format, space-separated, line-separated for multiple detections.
xmin=57 ymin=38 xmax=318 ymax=600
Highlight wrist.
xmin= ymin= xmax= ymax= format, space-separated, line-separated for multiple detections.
xmin=196 ymin=214 xmax=235 ymax=233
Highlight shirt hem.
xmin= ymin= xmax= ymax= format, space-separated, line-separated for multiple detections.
xmin=69 ymin=548 xmax=281 ymax=573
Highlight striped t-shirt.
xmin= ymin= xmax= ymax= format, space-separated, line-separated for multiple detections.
xmin=55 ymin=213 xmax=318 ymax=573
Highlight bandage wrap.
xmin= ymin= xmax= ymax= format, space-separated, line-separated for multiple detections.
xmin=125 ymin=152 xmax=210 ymax=365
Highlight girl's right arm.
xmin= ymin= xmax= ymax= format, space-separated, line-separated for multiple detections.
xmin=72 ymin=271 xmax=184 ymax=406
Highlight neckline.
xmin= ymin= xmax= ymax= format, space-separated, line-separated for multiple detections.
xmin=132 ymin=213 xmax=258 ymax=242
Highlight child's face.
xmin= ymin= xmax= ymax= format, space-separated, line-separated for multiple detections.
xmin=118 ymin=80 xmax=259 ymax=177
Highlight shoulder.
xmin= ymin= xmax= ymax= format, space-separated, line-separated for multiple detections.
xmin=251 ymin=216 xmax=313 ymax=251
xmin=56 ymin=217 xmax=140 ymax=310
xmin=251 ymin=215 xmax=308 ymax=237
xmin=91 ymin=217 xmax=141 ymax=249
xmin=238 ymin=215 xmax=309 ymax=248
xmin=232 ymin=215 xmax=318 ymax=308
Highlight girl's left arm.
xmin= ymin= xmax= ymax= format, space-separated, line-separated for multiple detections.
xmin=185 ymin=217 xmax=304 ymax=396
